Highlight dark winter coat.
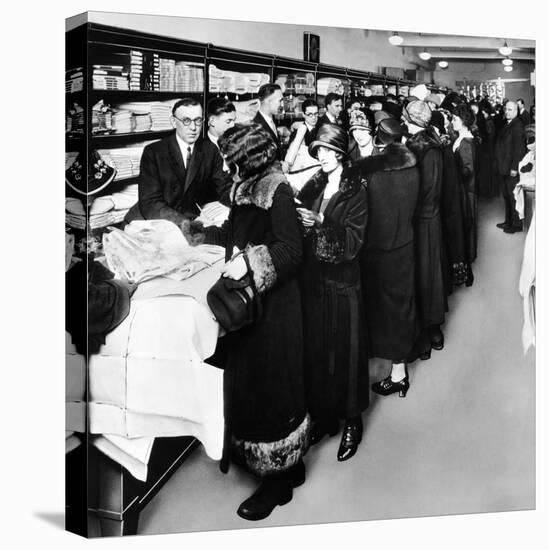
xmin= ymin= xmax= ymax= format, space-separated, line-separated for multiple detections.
xmin=196 ymin=162 xmax=308 ymax=473
xmin=406 ymin=127 xmax=447 ymax=328
xmin=477 ymin=118 xmax=498 ymax=198
xmin=494 ymin=117 xmax=526 ymax=176
xmin=124 ymin=134 xmax=232 ymax=225
xmin=439 ymin=134 xmax=467 ymax=287
xmin=454 ymin=137 xmax=477 ymax=263
xmin=355 ymin=143 xmax=420 ymax=361
xmin=297 ymin=162 xmax=369 ymax=422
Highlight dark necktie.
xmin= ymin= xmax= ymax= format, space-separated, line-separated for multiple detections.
xmin=186 ymin=146 xmax=192 ymax=170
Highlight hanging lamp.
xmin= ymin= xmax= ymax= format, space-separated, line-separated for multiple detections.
xmin=389 ymin=32 xmax=404 ymax=46
xmin=499 ymin=40 xmax=513 ymax=56
xmin=419 ymin=50 xmax=431 ymax=60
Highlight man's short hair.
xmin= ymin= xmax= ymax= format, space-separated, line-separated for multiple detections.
xmin=258 ymin=83 xmax=282 ymax=102
xmin=172 ymin=97 xmax=202 ymax=116
xmin=517 ymin=98 xmax=525 ymax=105
xmin=325 ymin=93 xmax=342 ymax=107
xmin=207 ymin=97 xmax=236 ymax=118
xmin=302 ymin=99 xmax=318 ymax=112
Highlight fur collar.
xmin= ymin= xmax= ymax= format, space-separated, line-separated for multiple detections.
xmin=406 ymin=126 xmax=442 ymax=160
xmin=297 ymin=161 xmax=366 ymax=205
xmin=351 ymin=142 xmax=417 ymax=176
xmin=230 ymin=162 xmax=287 ymax=210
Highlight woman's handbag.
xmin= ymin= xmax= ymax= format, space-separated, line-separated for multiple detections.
xmin=207 ymin=252 xmax=263 ymax=332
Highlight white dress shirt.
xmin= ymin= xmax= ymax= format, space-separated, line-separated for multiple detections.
xmin=175 ymin=134 xmax=195 ymax=169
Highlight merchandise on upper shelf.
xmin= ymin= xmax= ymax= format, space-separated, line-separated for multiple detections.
xmin=275 ymin=73 xmax=316 ymax=96
xmin=66 ymin=102 xmax=85 ymax=135
xmin=66 ymin=67 xmax=84 ymax=93
xmin=209 ymin=64 xmax=269 ymax=95
xmin=96 ymin=140 xmax=159 ymax=181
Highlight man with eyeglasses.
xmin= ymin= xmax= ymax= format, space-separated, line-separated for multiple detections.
xmin=284 ymin=99 xmax=320 ymax=171
xmin=125 ymin=97 xmax=231 ymax=225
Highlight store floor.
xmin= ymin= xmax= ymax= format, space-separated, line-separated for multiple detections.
xmin=138 ymin=196 xmax=535 ymax=535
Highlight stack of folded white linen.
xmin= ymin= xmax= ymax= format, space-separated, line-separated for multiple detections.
xmin=159 ymin=58 xmax=176 ymax=91
xmin=111 ymin=109 xmax=133 ymax=133
xmin=151 ymin=99 xmax=178 ymax=131
xmin=65 ymin=197 xmax=87 ymax=230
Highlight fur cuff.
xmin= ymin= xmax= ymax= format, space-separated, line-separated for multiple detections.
xmin=232 ymin=414 xmax=310 ymax=477
xmin=180 ymin=218 xmax=206 ymax=246
xmin=245 ymin=244 xmax=277 ymax=293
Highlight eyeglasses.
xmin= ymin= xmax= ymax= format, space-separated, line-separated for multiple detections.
xmin=304 ymin=112 xmax=319 ymax=117
xmin=173 ymin=115 xmax=204 ymax=127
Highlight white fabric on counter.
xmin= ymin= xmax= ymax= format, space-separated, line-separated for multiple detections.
xmin=519 ymin=210 xmax=535 ymax=354
xmin=88 ymin=289 xmax=224 ymax=461
xmin=91 ymin=434 xmax=154 ymax=482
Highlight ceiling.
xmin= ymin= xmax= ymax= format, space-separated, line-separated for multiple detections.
xmin=389 ymin=32 xmax=535 ymax=62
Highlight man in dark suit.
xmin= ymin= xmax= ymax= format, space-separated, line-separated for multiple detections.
xmin=206 ymin=97 xmax=236 ymax=173
xmin=125 ymin=98 xmax=232 ymax=225
xmin=253 ymin=83 xmax=288 ymax=170
xmin=494 ymin=100 xmax=526 ymax=233
xmin=517 ymin=98 xmax=532 ymax=127
xmin=318 ymin=93 xmax=343 ymax=127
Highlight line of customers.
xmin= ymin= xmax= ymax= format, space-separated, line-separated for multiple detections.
xmin=131 ymin=86 xmax=531 ymax=522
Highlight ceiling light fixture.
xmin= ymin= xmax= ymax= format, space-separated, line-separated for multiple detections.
xmin=438 ymin=60 xmax=449 ymax=69
xmin=419 ymin=50 xmax=432 ymax=60
xmin=502 ymin=58 xmax=513 ymax=66
xmin=388 ymin=32 xmax=404 ymax=46
xmin=499 ymin=40 xmax=513 ymax=56
xmin=504 ymin=65 xmax=513 ymax=72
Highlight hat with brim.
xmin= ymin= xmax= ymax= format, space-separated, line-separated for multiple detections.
xmin=309 ymin=123 xmax=349 ymax=158
xmin=374 ymin=118 xmax=405 ymax=147
xmin=374 ymin=110 xmax=391 ymax=126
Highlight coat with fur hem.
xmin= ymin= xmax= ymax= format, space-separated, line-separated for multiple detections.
xmin=195 ymin=162 xmax=308 ymax=469
xmin=297 ymin=162 xmax=369 ymax=422
xmin=354 ymin=142 xmax=421 ymax=360
xmin=406 ymin=128 xmax=447 ymax=328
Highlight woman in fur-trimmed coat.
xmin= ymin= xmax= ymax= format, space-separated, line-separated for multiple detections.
xmin=183 ymin=123 xmax=309 ymax=522
xmin=295 ymin=123 xmax=369 ymax=463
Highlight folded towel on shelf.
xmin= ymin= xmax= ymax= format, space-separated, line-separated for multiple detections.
xmin=111 ymin=184 xmax=138 ymax=210
xmin=66 ymin=197 xmax=85 ymax=215
xmin=90 ymin=196 xmax=115 ymax=215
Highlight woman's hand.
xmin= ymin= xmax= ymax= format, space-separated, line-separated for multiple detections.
xmin=297 ymin=207 xmax=323 ymax=227
xmin=221 ymin=254 xmax=248 ymax=280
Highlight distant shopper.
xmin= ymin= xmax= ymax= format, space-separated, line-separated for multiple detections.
xmin=402 ymin=100 xmax=446 ymax=362
xmin=451 ymin=103 xmax=477 ymax=284
xmin=517 ymin=98 xmax=532 ymax=126
xmin=347 ymin=109 xmax=375 ymax=162
xmin=318 ymin=93 xmax=343 ymax=127
xmin=284 ymin=99 xmax=320 ymax=171
xmin=494 ymin=101 xmax=527 ymax=233
xmin=206 ymin=97 xmax=236 ymax=146
xmin=360 ymin=118 xmax=421 ymax=399
xmin=254 ymin=83 xmax=286 ymax=165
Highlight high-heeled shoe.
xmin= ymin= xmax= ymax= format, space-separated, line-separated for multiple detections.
xmin=310 ymin=419 xmax=339 ymax=446
xmin=337 ymin=417 xmax=363 ymax=462
xmin=371 ymin=374 xmax=410 ymax=397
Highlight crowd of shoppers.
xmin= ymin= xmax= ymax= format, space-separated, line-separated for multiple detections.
xmin=136 ymin=83 xmax=532 ymax=521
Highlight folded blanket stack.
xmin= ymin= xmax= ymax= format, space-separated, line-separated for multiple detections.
xmin=175 ymin=61 xmax=204 ymax=92
xmin=159 ymin=58 xmax=176 ymax=91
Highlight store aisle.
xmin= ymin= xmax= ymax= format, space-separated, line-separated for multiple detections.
xmin=138 ymin=197 xmax=535 ymax=535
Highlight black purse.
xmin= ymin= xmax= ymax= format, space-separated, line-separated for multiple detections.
xmin=207 ymin=252 xmax=263 ymax=332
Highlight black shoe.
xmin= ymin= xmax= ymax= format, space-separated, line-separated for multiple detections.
xmin=371 ymin=374 xmax=410 ymax=397
xmin=288 ymin=460 xmax=305 ymax=488
xmin=237 ymin=477 xmax=293 ymax=521
xmin=504 ymin=225 xmax=523 ymax=234
xmin=465 ymin=263 xmax=474 ymax=287
xmin=310 ymin=419 xmax=339 ymax=446
xmin=408 ymin=348 xmax=431 ymax=362
xmin=496 ymin=221 xmax=509 ymax=229
xmin=429 ymin=326 xmax=444 ymax=351
xmin=337 ymin=417 xmax=363 ymax=462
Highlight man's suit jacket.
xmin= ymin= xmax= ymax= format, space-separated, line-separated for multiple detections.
xmin=317 ymin=114 xmax=340 ymax=128
xmin=519 ymin=110 xmax=532 ymax=127
xmin=494 ymin=117 xmax=526 ymax=176
xmin=125 ymin=133 xmax=232 ymax=225
xmin=253 ymin=111 xmax=282 ymax=160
